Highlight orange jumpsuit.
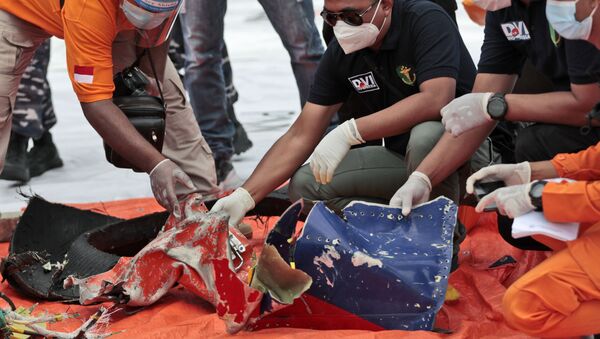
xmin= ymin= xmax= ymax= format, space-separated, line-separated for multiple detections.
xmin=0 ymin=0 xmax=133 ymax=103
xmin=502 ymin=142 xmax=600 ymax=337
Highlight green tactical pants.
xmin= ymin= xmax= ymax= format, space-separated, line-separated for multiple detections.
xmin=289 ymin=121 xmax=492 ymax=212
xmin=289 ymin=121 xmax=493 ymax=271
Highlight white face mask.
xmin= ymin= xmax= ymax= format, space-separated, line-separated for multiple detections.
xmin=472 ymin=0 xmax=512 ymax=11
xmin=546 ymin=0 xmax=596 ymax=40
xmin=121 ymin=0 xmax=171 ymax=30
xmin=333 ymin=0 xmax=387 ymax=54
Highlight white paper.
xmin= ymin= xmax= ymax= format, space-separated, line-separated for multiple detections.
xmin=512 ymin=211 xmax=579 ymax=242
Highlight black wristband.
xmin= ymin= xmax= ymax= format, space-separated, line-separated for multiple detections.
xmin=529 ymin=180 xmax=548 ymax=212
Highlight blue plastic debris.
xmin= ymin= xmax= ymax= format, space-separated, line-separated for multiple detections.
xmin=294 ymin=197 xmax=457 ymax=331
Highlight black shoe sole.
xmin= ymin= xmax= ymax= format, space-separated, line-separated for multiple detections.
xmin=0 ymin=164 xmax=30 ymax=182
xmin=30 ymin=157 xmax=63 ymax=178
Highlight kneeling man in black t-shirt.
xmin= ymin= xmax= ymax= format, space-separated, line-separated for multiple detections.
xmin=212 ymin=0 xmax=484 ymax=255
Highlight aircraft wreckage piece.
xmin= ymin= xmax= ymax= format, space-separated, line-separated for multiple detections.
xmin=1 ymin=189 xmax=292 ymax=302
xmin=65 ymin=196 xmax=311 ymax=334
xmin=252 ymin=197 xmax=458 ymax=331
xmin=3 ymin=194 xmax=456 ymax=333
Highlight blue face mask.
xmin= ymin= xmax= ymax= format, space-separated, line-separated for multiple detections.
xmin=121 ymin=0 xmax=171 ymax=30
xmin=546 ymin=0 xmax=596 ymax=40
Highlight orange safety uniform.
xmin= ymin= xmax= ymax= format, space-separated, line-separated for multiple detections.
xmin=462 ymin=0 xmax=486 ymax=26
xmin=503 ymin=142 xmax=600 ymax=337
xmin=0 ymin=0 xmax=132 ymax=103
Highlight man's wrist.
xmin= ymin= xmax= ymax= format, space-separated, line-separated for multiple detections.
xmin=344 ymin=119 xmax=366 ymax=145
xmin=147 ymin=155 xmax=169 ymax=175
xmin=235 ymin=187 xmax=256 ymax=210
xmin=411 ymin=171 xmax=432 ymax=191
xmin=486 ymin=93 xmax=508 ymax=120
xmin=528 ymin=180 xmax=548 ymax=212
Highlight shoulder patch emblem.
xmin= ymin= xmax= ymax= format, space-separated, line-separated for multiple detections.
xmin=348 ymin=72 xmax=380 ymax=93
xmin=500 ymin=21 xmax=531 ymax=41
xmin=396 ymin=66 xmax=416 ymax=86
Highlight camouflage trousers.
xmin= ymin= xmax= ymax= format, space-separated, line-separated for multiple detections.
xmin=12 ymin=39 xmax=56 ymax=140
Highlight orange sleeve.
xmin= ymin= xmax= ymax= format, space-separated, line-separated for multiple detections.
xmin=550 ymin=142 xmax=600 ymax=181
xmin=542 ymin=181 xmax=600 ymax=223
xmin=62 ymin=1 xmax=117 ymax=103
xmin=462 ymin=0 xmax=486 ymax=26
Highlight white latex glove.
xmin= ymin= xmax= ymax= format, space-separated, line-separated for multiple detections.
xmin=466 ymin=162 xmax=531 ymax=194
xmin=150 ymin=159 xmax=197 ymax=219
xmin=210 ymin=187 xmax=256 ymax=227
xmin=389 ymin=171 xmax=432 ymax=216
xmin=310 ymin=119 xmax=365 ymax=184
xmin=476 ymin=183 xmax=535 ymax=218
xmin=441 ymin=93 xmax=493 ymax=136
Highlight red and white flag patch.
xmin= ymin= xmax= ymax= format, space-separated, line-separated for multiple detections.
xmin=74 ymin=66 xmax=94 ymax=84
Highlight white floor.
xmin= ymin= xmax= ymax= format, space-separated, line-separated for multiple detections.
xmin=0 ymin=0 xmax=484 ymax=213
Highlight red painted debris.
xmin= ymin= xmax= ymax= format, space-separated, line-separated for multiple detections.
xmin=65 ymin=194 xmax=263 ymax=333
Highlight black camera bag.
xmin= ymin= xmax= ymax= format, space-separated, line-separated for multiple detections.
xmin=104 ymin=50 xmax=166 ymax=172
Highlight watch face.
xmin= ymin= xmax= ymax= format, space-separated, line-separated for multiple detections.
xmin=488 ymin=98 xmax=506 ymax=119
xmin=530 ymin=181 xmax=545 ymax=199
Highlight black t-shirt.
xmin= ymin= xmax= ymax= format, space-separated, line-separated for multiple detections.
xmin=478 ymin=0 xmax=599 ymax=90
xmin=308 ymin=0 xmax=476 ymax=154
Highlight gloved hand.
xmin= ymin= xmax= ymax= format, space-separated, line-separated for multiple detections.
xmin=476 ymin=182 xmax=535 ymax=218
xmin=150 ymin=159 xmax=197 ymax=219
xmin=310 ymin=118 xmax=365 ymax=184
xmin=389 ymin=171 xmax=432 ymax=216
xmin=210 ymin=187 xmax=256 ymax=227
xmin=466 ymin=162 xmax=531 ymax=194
xmin=441 ymin=92 xmax=493 ymax=136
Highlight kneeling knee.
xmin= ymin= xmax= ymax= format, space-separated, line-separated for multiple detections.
xmin=407 ymin=122 xmax=445 ymax=157
xmin=502 ymin=286 xmax=551 ymax=336
xmin=289 ymin=166 xmax=318 ymax=202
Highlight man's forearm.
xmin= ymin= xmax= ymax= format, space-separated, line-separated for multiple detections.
xmin=530 ymin=161 xmax=558 ymax=181
xmin=82 ymin=100 xmax=165 ymax=173
xmin=412 ymin=73 xmax=515 ymax=185
xmin=243 ymin=130 xmax=321 ymax=203
xmin=506 ymin=89 xmax=600 ymax=126
xmin=242 ymin=102 xmax=338 ymax=203
xmin=416 ymin=122 xmax=496 ymax=185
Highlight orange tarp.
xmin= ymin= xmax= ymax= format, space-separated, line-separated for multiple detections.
xmin=0 ymin=199 xmax=545 ymax=338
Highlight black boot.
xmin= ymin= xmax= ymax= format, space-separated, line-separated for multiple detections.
xmin=0 ymin=132 xmax=30 ymax=182
xmin=28 ymin=131 xmax=63 ymax=177
xmin=227 ymin=103 xmax=253 ymax=155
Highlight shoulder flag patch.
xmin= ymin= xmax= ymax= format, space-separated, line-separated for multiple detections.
xmin=74 ymin=66 xmax=94 ymax=84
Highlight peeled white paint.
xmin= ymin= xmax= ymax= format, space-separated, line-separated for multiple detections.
xmin=313 ymin=245 xmax=341 ymax=269
xmin=431 ymin=243 xmax=447 ymax=249
xmin=351 ymin=251 xmax=383 ymax=268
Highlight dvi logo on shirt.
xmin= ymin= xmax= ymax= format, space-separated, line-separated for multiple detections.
xmin=501 ymin=21 xmax=531 ymax=41
xmin=349 ymin=72 xmax=380 ymax=93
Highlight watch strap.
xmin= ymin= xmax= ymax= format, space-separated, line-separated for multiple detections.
xmin=529 ymin=180 xmax=548 ymax=212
